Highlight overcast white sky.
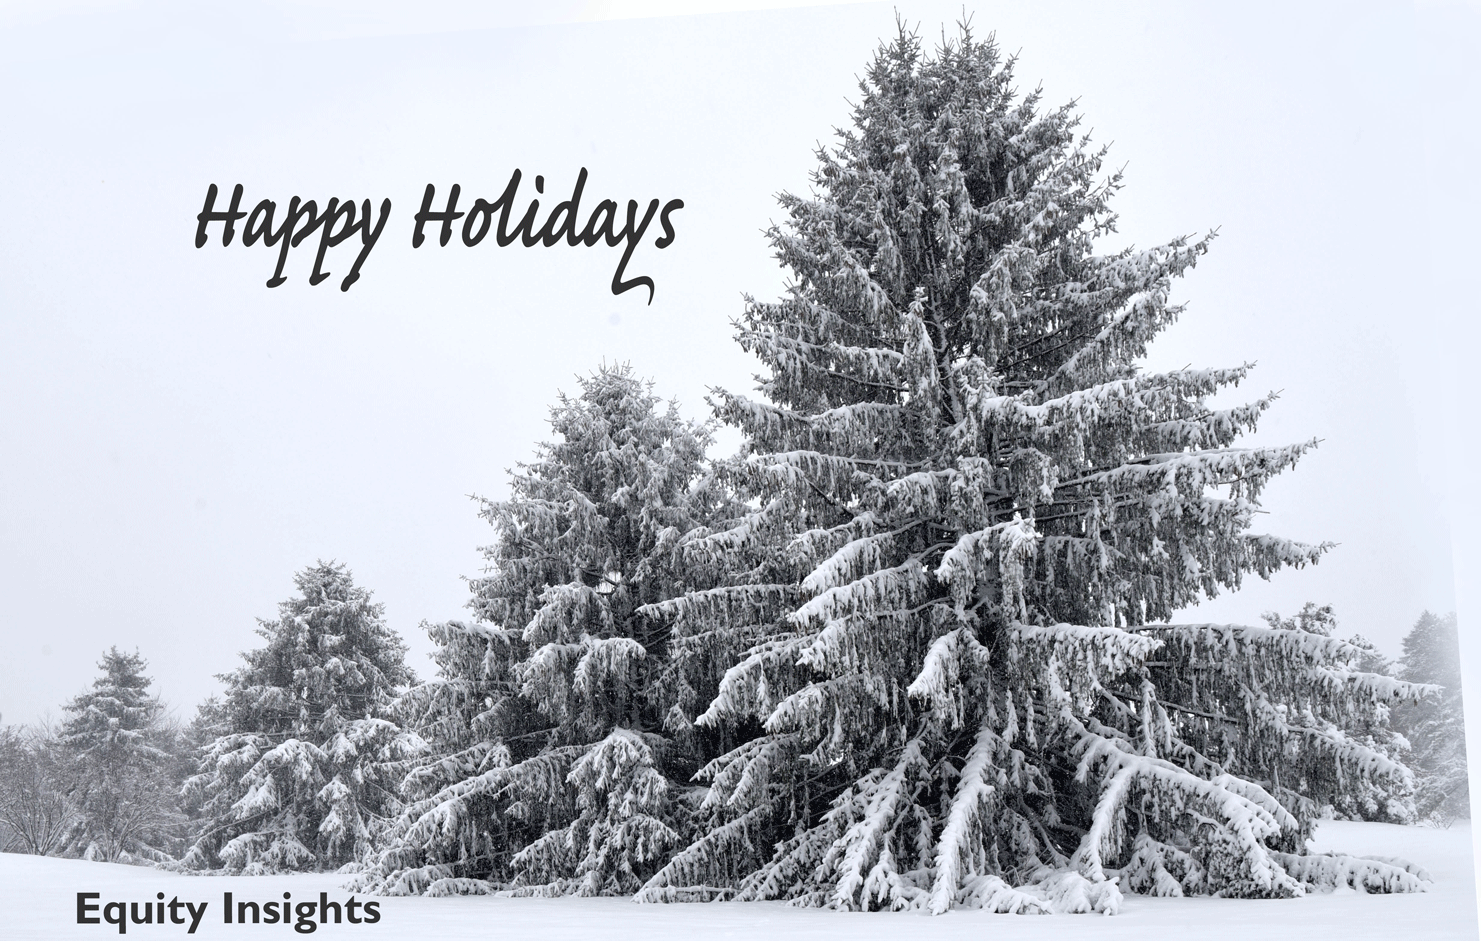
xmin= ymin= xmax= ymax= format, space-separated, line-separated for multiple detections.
xmin=0 ymin=1 xmax=1478 ymax=750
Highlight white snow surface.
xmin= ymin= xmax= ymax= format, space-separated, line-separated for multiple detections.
xmin=3 ymin=821 xmax=1475 ymax=940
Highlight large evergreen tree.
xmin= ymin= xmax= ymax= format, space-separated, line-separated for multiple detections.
xmin=635 ymin=24 xmax=1429 ymax=912
xmin=358 ymin=365 xmax=733 ymax=897
xmin=56 ymin=648 xmax=183 ymax=862
xmin=182 ymin=562 xmax=419 ymax=873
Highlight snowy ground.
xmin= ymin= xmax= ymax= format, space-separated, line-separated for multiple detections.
xmin=3 ymin=822 xmax=1475 ymax=941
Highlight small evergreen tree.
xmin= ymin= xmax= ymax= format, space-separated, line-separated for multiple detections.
xmin=1394 ymin=611 xmax=1469 ymax=824
xmin=1261 ymin=605 xmax=1413 ymax=824
xmin=182 ymin=562 xmax=419 ymax=873
xmin=57 ymin=648 xmax=182 ymax=862
xmin=358 ymin=365 xmax=732 ymax=896
xmin=635 ymin=24 xmax=1429 ymax=912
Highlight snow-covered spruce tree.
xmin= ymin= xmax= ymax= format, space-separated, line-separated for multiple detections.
xmin=348 ymin=615 xmax=523 ymax=894
xmin=182 ymin=562 xmax=420 ymax=873
xmin=56 ymin=648 xmax=183 ymax=862
xmin=357 ymin=366 xmax=734 ymax=897
xmin=635 ymin=25 xmax=1430 ymax=912
xmin=1393 ymin=611 xmax=1469 ymax=824
xmin=1259 ymin=605 xmax=1415 ymax=824
xmin=177 ymin=695 xmax=230 ymax=837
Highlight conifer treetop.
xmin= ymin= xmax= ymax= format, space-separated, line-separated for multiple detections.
xmin=60 ymin=648 xmax=164 ymax=758
xmin=226 ymin=560 xmax=413 ymax=734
